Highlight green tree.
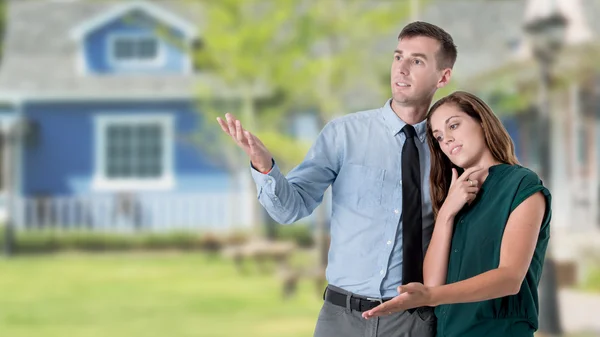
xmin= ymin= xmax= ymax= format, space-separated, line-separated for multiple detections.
xmin=264 ymin=0 xmax=418 ymax=270
xmin=193 ymin=1 xmax=419 ymax=246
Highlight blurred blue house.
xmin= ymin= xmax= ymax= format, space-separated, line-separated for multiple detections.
xmin=0 ymin=0 xmax=252 ymax=231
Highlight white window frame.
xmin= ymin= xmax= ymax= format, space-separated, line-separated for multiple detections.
xmin=93 ymin=114 xmax=175 ymax=191
xmin=107 ymin=32 xmax=166 ymax=68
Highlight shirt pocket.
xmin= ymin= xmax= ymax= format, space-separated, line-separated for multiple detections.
xmin=338 ymin=163 xmax=385 ymax=208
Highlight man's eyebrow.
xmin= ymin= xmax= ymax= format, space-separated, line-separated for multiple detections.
xmin=393 ymin=50 xmax=428 ymax=60
xmin=412 ymin=53 xmax=428 ymax=60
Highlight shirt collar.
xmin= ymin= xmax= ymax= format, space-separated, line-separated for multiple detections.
xmin=381 ymin=99 xmax=427 ymax=143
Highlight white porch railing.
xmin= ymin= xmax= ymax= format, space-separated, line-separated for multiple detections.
xmin=7 ymin=192 xmax=253 ymax=232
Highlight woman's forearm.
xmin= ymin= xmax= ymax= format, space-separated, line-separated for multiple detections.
xmin=423 ymin=209 xmax=455 ymax=287
xmin=429 ymin=267 xmax=522 ymax=306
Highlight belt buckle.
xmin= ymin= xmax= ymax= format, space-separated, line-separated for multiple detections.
xmin=366 ymin=297 xmax=383 ymax=305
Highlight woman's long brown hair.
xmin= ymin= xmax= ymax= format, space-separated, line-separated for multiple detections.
xmin=426 ymin=91 xmax=519 ymax=217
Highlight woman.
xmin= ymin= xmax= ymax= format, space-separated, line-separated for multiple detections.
xmin=362 ymin=91 xmax=551 ymax=337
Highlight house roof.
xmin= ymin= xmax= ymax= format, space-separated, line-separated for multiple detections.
xmin=414 ymin=0 xmax=527 ymax=82
xmin=70 ymin=0 xmax=198 ymax=41
xmin=413 ymin=0 xmax=600 ymax=86
xmin=2 ymin=0 xmax=599 ymax=103
xmin=0 ymin=0 xmax=248 ymax=101
xmin=344 ymin=0 xmax=600 ymax=112
xmin=344 ymin=0 xmax=530 ymax=110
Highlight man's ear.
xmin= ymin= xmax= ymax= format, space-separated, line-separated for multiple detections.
xmin=437 ymin=68 xmax=452 ymax=89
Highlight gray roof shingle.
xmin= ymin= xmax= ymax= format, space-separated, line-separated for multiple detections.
xmin=414 ymin=0 xmax=600 ymax=83
xmin=0 ymin=0 xmax=241 ymax=101
xmin=1 ymin=0 xmax=598 ymax=101
xmin=415 ymin=0 xmax=527 ymax=81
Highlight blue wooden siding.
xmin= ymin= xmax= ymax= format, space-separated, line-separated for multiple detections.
xmin=501 ymin=117 xmax=522 ymax=161
xmin=21 ymin=100 xmax=229 ymax=197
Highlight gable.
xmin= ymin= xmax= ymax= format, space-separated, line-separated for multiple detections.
xmin=82 ymin=9 xmax=192 ymax=74
xmin=70 ymin=1 xmax=198 ymax=42
xmin=0 ymin=0 xmax=233 ymax=100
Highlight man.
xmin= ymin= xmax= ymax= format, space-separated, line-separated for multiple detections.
xmin=217 ymin=21 xmax=456 ymax=337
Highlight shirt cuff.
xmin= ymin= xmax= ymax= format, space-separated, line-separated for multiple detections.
xmin=250 ymin=159 xmax=280 ymax=184
xmin=250 ymin=159 xmax=274 ymax=174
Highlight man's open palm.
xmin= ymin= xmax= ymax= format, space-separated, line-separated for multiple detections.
xmin=216 ymin=113 xmax=273 ymax=172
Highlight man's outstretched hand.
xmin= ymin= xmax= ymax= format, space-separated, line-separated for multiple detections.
xmin=217 ymin=113 xmax=273 ymax=172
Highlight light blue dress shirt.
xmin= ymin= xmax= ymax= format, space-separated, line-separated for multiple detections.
xmin=250 ymin=99 xmax=434 ymax=298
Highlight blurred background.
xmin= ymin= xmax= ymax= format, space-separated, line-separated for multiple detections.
xmin=0 ymin=0 xmax=598 ymax=336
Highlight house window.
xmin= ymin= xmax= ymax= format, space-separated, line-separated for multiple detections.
xmin=106 ymin=124 xmax=162 ymax=178
xmin=94 ymin=115 xmax=174 ymax=191
xmin=110 ymin=34 xmax=162 ymax=66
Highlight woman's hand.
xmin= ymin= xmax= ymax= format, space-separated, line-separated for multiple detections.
xmin=362 ymin=283 xmax=433 ymax=319
xmin=439 ymin=166 xmax=483 ymax=218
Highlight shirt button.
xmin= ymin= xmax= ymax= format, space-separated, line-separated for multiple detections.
xmin=387 ymin=240 xmax=392 ymax=245
xmin=454 ymin=249 xmax=459 ymax=253
xmin=394 ymin=209 xmax=399 ymax=214
xmin=399 ymin=180 xmax=402 ymax=184
xmin=460 ymin=219 xmax=464 ymax=223
xmin=380 ymin=270 xmax=384 ymax=275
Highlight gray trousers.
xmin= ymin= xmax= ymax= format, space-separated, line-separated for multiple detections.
xmin=314 ymin=285 xmax=436 ymax=337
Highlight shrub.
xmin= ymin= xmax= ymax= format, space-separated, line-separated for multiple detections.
xmin=276 ymin=224 xmax=314 ymax=248
xmin=0 ymin=227 xmax=252 ymax=255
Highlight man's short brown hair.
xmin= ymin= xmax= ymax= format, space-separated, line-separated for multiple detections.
xmin=398 ymin=21 xmax=457 ymax=70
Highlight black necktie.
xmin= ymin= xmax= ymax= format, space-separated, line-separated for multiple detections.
xmin=401 ymin=124 xmax=423 ymax=285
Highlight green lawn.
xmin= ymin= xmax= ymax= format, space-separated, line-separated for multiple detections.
xmin=2 ymin=252 xmax=597 ymax=337
xmin=0 ymin=252 xmax=322 ymax=337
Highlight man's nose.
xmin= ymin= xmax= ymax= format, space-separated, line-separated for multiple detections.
xmin=397 ymin=60 xmax=409 ymax=76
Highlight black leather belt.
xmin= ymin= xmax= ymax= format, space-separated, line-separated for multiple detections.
xmin=324 ymin=286 xmax=392 ymax=312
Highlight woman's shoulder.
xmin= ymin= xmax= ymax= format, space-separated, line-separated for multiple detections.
xmin=498 ymin=164 xmax=551 ymax=211
xmin=494 ymin=164 xmax=543 ymax=186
